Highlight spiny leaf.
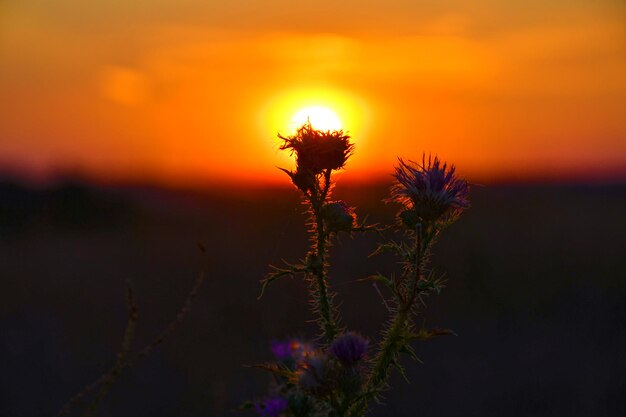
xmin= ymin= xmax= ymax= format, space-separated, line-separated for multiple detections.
xmin=416 ymin=327 xmax=457 ymax=341
xmin=246 ymin=363 xmax=295 ymax=379
xmin=399 ymin=343 xmax=418 ymax=361
xmin=391 ymin=358 xmax=410 ymax=383
xmin=357 ymin=273 xmax=393 ymax=290
xmin=369 ymin=241 xmax=401 ymax=258
xmin=258 ymin=262 xmax=307 ymax=299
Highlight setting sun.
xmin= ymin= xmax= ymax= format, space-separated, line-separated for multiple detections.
xmin=291 ymin=106 xmax=343 ymax=131
xmin=1 ymin=0 xmax=625 ymax=186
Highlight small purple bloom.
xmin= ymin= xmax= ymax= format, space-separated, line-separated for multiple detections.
xmin=391 ymin=155 xmax=469 ymax=224
xmin=330 ymin=332 xmax=369 ymax=366
xmin=255 ymin=396 xmax=288 ymax=417
xmin=270 ymin=340 xmax=293 ymax=361
xmin=270 ymin=339 xmax=312 ymax=362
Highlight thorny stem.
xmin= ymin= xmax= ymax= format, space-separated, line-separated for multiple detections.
xmin=54 ymin=271 xmax=206 ymax=417
xmin=86 ymin=286 xmax=138 ymax=416
xmin=348 ymin=225 xmax=431 ymax=417
xmin=308 ymin=169 xmax=339 ymax=344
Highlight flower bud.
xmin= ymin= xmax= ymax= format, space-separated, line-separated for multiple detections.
xmin=320 ymin=201 xmax=355 ymax=233
xmin=330 ymin=332 xmax=369 ymax=366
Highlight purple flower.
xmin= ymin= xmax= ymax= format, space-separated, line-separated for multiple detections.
xmin=330 ymin=332 xmax=369 ymax=366
xmin=270 ymin=339 xmax=312 ymax=362
xmin=391 ymin=155 xmax=469 ymax=224
xmin=270 ymin=340 xmax=293 ymax=361
xmin=255 ymin=396 xmax=288 ymax=417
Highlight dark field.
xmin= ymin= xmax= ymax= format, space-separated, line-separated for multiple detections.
xmin=1 ymin=180 xmax=625 ymax=417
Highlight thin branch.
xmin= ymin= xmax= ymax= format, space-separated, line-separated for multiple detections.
xmin=54 ymin=271 xmax=206 ymax=417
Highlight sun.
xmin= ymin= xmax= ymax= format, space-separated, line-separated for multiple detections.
xmin=291 ymin=106 xmax=343 ymax=131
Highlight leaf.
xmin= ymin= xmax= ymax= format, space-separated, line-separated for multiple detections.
xmin=369 ymin=241 xmax=401 ymax=258
xmin=258 ymin=261 xmax=307 ymax=299
xmin=357 ymin=273 xmax=393 ymax=290
xmin=399 ymin=343 xmax=418 ymax=361
xmin=391 ymin=358 xmax=410 ymax=383
xmin=246 ymin=363 xmax=295 ymax=379
xmin=416 ymin=328 xmax=457 ymax=341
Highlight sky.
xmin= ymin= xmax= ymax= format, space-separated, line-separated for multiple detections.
xmin=1 ymin=0 xmax=625 ymax=186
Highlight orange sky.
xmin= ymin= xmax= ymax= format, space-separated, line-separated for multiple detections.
xmin=1 ymin=0 xmax=625 ymax=186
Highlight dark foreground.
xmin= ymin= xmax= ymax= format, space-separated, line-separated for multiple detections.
xmin=1 ymin=180 xmax=625 ymax=417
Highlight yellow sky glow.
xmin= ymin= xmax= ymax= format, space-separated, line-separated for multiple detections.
xmin=291 ymin=106 xmax=343 ymax=132
xmin=0 ymin=1 xmax=625 ymax=186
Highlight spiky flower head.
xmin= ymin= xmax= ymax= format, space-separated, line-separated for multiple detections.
xmin=320 ymin=201 xmax=356 ymax=233
xmin=255 ymin=396 xmax=288 ymax=417
xmin=391 ymin=155 xmax=469 ymax=225
xmin=279 ymin=121 xmax=354 ymax=175
xmin=330 ymin=332 xmax=369 ymax=366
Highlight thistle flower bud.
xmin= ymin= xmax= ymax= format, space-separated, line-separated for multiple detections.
xmin=390 ymin=155 xmax=469 ymax=225
xmin=278 ymin=121 xmax=354 ymax=174
xmin=255 ymin=396 xmax=288 ymax=417
xmin=330 ymin=332 xmax=369 ymax=366
xmin=320 ymin=201 xmax=356 ymax=233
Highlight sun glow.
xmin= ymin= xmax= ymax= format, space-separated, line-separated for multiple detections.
xmin=259 ymin=87 xmax=370 ymax=141
xmin=291 ymin=106 xmax=343 ymax=131
xmin=257 ymin=87 xmax=373 ymax=181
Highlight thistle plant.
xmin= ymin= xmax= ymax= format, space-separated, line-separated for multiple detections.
xmin=260 ymin=120 xmax=369 ymax=344
xmin=253 ymin=122 xmax=469 ymax=417
xmin=347 ymin=155 xmax=468 ymax=416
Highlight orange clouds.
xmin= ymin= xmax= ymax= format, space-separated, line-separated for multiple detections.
xmin=0 ymin=1 xmax=624 ymax=185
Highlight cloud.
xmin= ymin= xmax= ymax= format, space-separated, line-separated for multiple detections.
xmin=99 ymin=66 xmax=149 ymax=106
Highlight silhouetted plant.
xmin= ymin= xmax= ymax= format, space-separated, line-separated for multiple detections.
xmin=261 ymin=121 xmax=374 ymax=344
xmin=252 ymin=122 xmax=469 ymax=416
xmin=54 ymin=267 xmax=206 ymax=417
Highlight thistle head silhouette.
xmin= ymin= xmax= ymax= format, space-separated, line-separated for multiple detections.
xmin=278 ymin=121 xmax=354 ymax=192
xmin=391 ymin=155 xmax=469 ymax=226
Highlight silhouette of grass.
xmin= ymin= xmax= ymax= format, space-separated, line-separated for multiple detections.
xmin=54 ymin=269 xmax=206 ymax=417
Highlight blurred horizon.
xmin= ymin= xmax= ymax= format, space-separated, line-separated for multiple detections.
xmin=1 ymin=0 xmax=625 ymax=187
xmin=1 ymin=166 xmax=625 ymax=193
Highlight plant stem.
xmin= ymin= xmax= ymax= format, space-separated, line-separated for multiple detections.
xmin=317 ymin=216 xmax=338 ymax=342
xmin=348 ymin=226 xmax=429 ymax=416
xmin=308 ymin=169 xmax=338 ymax=344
